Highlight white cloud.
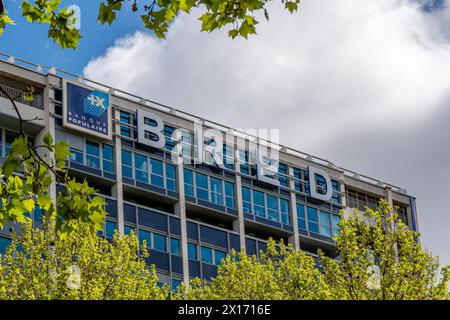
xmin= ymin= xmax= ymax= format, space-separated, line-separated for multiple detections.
xmin=83 ymin=0 xmax=450 ymax=265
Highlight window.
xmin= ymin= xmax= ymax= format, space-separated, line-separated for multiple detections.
xmin=150 ymin=159 xmax=164 ymax=187
xmin=210 ymin=177 xmax=223 ymax=205
xmin=138 ymin=229 xmax=151 ymax=247
xmin=307 ymin=207 xmax=319 ymax=234
xmin=181 ymin=130 xmax=193 ymax=159
xmin=120 ymin=111 xmax=135 ymax=138
xmin=86 ymin=141 xmax=100 ymax=169
xmin=293 ymin=167 xmax=308 ymax=193
xmin=135 ymin=153 xmax=148 ymax=183
xmin=121 ymin=150 xmax=133 ymax=178
xmin=215 ymin=250 xmax=226 ymax=266
xmin=239 ymin=149 xmax=249 ymax=175
xmin=188 ymin=243 xmax=198 ymax=260
xmin=253 ymin=190 xmax=265 ymax=217
xmin=346 ymin=189 xmax=379 ymax=211
xmin=105 ymin=221 xmax=116 ymax=239
xmin=394 ymin=203 xmax=409 ymax=226
xmin=242 ymin=187 xmax=252 ymax=214
xmin=124 ymin=225 xmax=135 ymax=235
xmin=201 ymin=246 xmax=213 ymax=264
xmin=0 ymin=236 xmax=11 ymax=254
xmin=153 ymin=233 xmax=167 ymax=252
xmin=223 ymin=144 xmax=234 ymax=170
xmin=69 ymin=147 xmax=83 ymax=164
xmin=331 ymin=180 xmax=341 ymax=204
xmin=278 ymin=162 xmax=289 ymax=188
xmin=164 ymin=125 xmax=175 ymax=151
xmin=170 ymin=238 xmax=180 ymax=255
xmin=166 ymin=163 xmax=177 ymax=191
xmin=266 ymin=195 xmax=279 ymax=221
xmin=332 ymin=215 xmax=340 ymax=236
xmin=224 ymin=181 xmax=235 ymax=209
xmin=5 ymin=131 xmax=17 ymax=156
xmin=102 ymin=144 xmax=114 ymax=173
xmin=171 ymin=279 xmax=182 ymax=290
xmin=297 ymin=204 xmax=306 ymax=230
xmin=184 ymin=169 xmax=194 ymax=197
xmin=319 ymin=211 xmax=332 ymax=237
xmin=280 ymin=198 xmax=290 ymax=225
xmin=196 ymin=173 xmax=209 ymax=201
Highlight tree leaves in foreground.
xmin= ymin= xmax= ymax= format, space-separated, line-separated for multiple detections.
xmin=0 ymin=85 xmax=108 ymax=238
xmin=320 ymin=200 xmax=450 ymax=300
xmin=0 ymin=0 xmax=301 ymax=49
xmin=173 ymin=240 xmax=330 ymax=300
xmin=175 ymin=201 xmax=449 ymax=300
xmin=0 ymin=217 xmax=168 ymax=300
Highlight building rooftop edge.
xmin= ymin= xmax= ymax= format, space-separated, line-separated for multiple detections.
xmin=0 ymin=52 xmax=414 ymax=198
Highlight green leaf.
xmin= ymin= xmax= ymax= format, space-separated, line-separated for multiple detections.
xmin=43 ymin=132 xmax=53 ymax=149
xmin=37 ymin=194 xmax=52 ymax=211
xmin=285 ymin=2 xmax=299 ymax=14
xmin=98 ymin=0 xmax=123 ymax=25
xmin=54 ymin=141 xmax=70 ymax=169
xmin=22 ymin=199 xmax=35 ymax=213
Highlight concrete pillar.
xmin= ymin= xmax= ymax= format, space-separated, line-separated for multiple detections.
xmin=174 ymin=157 xmax=189 ymax=288
xmin=38 ymin=78 xmax=56 ymax=203
xmin=288 ymin=166 xmax=300 ymax=250
xmin=233 ymin=173 xmax=246 ymax=251
xmin=232 ymin=144 xmax=246 ymax=252
xmin=112 ymin=108 xmax=124 ymax=234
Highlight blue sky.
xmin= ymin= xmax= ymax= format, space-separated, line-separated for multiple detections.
xmin=0 ymin=0 xmax=443 ymax=74
xmin=0 ymin=0 xmax=147 ymax=73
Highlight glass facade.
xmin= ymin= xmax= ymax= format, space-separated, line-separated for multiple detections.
xmin=0 ymin=65 xmax=417 ymax=290
xmin=242 ymin=186 xmax=291 ymax=225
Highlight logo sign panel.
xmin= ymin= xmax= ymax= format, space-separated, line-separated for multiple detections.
xmin=63 ymin=79 xmax=112 ymax=140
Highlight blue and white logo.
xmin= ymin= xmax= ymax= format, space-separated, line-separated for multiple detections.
xmin=64 ymin=81 xmax=111 ymax=140
xmin=83 ymin=90 xmax=109 ymax=117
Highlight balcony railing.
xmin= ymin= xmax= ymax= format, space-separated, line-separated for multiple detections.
xmin=0 ymin=83 xmax=44 ymax=110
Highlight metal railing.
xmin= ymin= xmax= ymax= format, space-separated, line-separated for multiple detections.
xmin=0 ymin=83 xmax=44 ymax=110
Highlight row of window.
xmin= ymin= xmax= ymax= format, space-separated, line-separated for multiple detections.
xmin=242 ymin=187 xmax=291 ymax=225
xmin=121 ymin=149 xmax=177 ymax=191
xmin=297 ymin=204 xmax=340 ymax=238
xmin=105 ymin=220 xmax=227 ymax=267
xmin=118 ymin=111 xmax=342 ymax=203
xmin=184 ymin=169 xmax=235 ymax=209
xmin=346 ymin=189 xmax=379 ymax=211
xmin=69 ymin=140 xmax=115 ymax=174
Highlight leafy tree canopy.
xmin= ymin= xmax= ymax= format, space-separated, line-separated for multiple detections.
xmin=0 ymin=0 xmax=301 ymax=48
xmin=0 ymin=217 xmax=168 ymax=299
xmin=174 ymin=201 xmax=449 ymax=300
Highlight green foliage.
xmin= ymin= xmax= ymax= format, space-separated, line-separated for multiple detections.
xmin=319 ymin=200 xmax=450 ymax=300
xmin=174 ymin=203 xmax=449 ymax=300
xmin=173 ymin=239 xmax=330 ymax=300
xmin=0 ymin=218 xmax=168 ymax=299
xmin=0 ymin=0 xmax=302 ymax=47
xmin=0 ymin=131 xmax=107 ymax=238
xmin=20 ymin=0 xmax=81 ymax=48
xmin=0 ymin=10 xmax=14 ymax=36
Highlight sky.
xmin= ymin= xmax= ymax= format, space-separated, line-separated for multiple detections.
xmin=1 ymin=0 xmax=449 ymax=266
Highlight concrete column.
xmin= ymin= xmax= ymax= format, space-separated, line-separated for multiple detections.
xmin=233 ymin=173 xmax=246 ymax=251
xmin=232 ymin=144 xmax=246 ymax=252
xmin=112 ymin=109 xmax=124 ymax=234
xmin=288 ymin=166 xmax=300 ymax=250
xmin=38 ymin=78 xmax=56 ymax=203
xmin=174 ymin=156 xmax=189 ymax=288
